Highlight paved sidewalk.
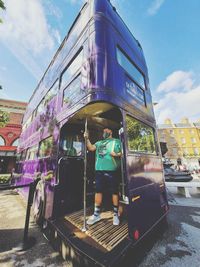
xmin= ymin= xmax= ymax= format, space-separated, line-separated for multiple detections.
xmin=0 ymin=190 xmax=67 ymax=267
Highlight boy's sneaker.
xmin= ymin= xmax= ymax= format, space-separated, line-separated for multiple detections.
xmin=113 ymin=214 xmax=120 ymax=225
xmin=87 ymin=214 xmax=101 ymax=225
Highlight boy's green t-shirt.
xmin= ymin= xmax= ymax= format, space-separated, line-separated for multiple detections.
xmin=95 ymin=138 xmax=121 ymax=171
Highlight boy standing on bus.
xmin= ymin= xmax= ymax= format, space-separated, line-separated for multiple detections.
xmin=84 ymin=127 xmax=122 ymax=225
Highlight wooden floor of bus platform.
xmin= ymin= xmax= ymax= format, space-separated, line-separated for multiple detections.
xmin=64 ymin=209 xmax=128 ymax=252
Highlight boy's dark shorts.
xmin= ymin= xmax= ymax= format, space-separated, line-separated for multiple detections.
xmin=95 ymin=170 xmax=119 ymax=194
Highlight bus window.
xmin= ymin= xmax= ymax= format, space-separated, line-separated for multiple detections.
xmin=117 ymin=46 xmax=145 ymax=90
xmin=126 ymin=115 xmax=156 ymax=154
xmin=61 ymin=134 xmax=84 ymax=157
xmin=63 ymin=74 xmax=82 ymax=106
xmin=61 ymin=48 xmax=83 ymax=90
xmin=37 ymin=99 xmax=45 ymax=115
xmin=26 ymin=145 xmax=38 ymax=160
xmin=125 ymin=75 xmax=146 ymax=106
xmin=39 ymin=136 xmax=54 ymax=158
xmin=20 ymin=150 xmax=27 ymax=161
xmin=23 ymin=115 xmax=32 ymax=130
xmin=44 ymin=80 xmax=59 ymax=106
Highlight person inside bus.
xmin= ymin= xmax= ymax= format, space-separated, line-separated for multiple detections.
xmin=84 ymin=127 xmax=122 ymax=225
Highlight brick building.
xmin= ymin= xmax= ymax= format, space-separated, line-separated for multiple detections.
xmin=157 ymin=118 xmax=200 ymax=170
xmin=0 ymin=99 xmax=27 ymax=173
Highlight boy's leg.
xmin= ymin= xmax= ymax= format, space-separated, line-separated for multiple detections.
xmin=110 ymin=172 xmax=120 ymax=225
xmin=87 ymin=172 xmax=104 ymax=225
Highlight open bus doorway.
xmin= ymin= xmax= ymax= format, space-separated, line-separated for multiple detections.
xmin=55 ymin=102 xmax=128 ymax=226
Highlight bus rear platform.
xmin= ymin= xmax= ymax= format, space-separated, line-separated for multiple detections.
xmin=45 ymin=208 xmax=133 ymax=267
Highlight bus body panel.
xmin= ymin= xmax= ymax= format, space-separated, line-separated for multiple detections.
xmin=14 ymin=0 xmax=168 ymax=265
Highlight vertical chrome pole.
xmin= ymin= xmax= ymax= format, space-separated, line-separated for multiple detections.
xmin=82 ymin=118 xmax=88 ymax=232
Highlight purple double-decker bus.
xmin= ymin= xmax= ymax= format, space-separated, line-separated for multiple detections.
xmin=14 ymin=0 xmax=168 ymax=265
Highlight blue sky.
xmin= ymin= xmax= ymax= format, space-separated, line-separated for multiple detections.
xmin=0 ymin=0 xmax=200 ymax=123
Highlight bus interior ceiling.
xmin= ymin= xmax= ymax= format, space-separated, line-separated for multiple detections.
xmin=54 ymin=102 xmax=129 ymax=252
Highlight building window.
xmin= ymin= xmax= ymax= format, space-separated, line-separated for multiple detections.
xmin=181 ymin=138 xmax=186 ymax=144
xmin=159 ymin=135 xmax=166 ymax=142
xmin=172 ymin=148 xmax=177 ymax=156
xmin=190 ymin=129 xmax=194 ymax=134
xmin=191 ymin=137 xmax=196 ymax=143
xmin=61 ymin=48 xmax=83 ymax=90
xmin=179 ymin=130 xmax=184 ymax=134
xmin=170 ymin=137 xmax=176 ymax=144
xmin=12 ymin=138 xmax=19 ymax=146
xmin=0 ymin=136 xmax=5 ymax=146
xmin=194 ymin=148 xmax=199 ymax=155
xmin=183 ymin=148 xmax=188 ymax=155
xmin=116 ymin=47 xmax=145 ymax=90
xmin=126 ymin=115 xmax=156 ymax=154
xmin=169 ymin=129 xmax=174 ymax=134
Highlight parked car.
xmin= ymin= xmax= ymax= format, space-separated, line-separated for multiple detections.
xmin=164 ymin=166 xmax=193 ymax=182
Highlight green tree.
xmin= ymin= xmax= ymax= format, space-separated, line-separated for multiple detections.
xmin=0 ymin=0 xmax=6 ymax=24
xmin=0 ymin=110 xmax=9 ymax=128
xmin=126 ymin=116 xmax=156 ymax=153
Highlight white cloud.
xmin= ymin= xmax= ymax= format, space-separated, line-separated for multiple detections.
xmin=44 ymin=0 xmax=63 ymax=19
xmin=52 ymin=29 xmax=62 ymax=45
xmin=0 ymin=0 xmax=61 ymax=79
xmin=154 ymin=70 xmax=200 ymax=123
xmin=0 ymin=0 xmax=54 ymax=54
xmin=148 ymin=0 xmax=165 ymax=16
xmin=157 ymin=71 xmax=194 ymax=93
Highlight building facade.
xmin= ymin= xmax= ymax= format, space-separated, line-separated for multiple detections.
xmin=158 ymin=118 xmax=200 ymax=170
xmin=0 ymin=99 xmax=27 ymax=173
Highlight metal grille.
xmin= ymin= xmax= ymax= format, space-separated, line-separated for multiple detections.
xmin=65 ymin=209 xmax=128 ymax=251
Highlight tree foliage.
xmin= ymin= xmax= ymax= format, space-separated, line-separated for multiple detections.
xmin=0 ymin=0 xmax=6 ymax=24
xmin=126 ymin=116 xmax=156 ymax=154
xmin=0 ymin=110 xmax=9 ymax=128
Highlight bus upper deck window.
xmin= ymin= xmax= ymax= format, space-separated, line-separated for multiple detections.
xmin=44 ymin=80 xmax=59 ymax=106
xmin=117 ymin=47 xmax=145 ymax=90
xmin=61 ymin=49 xmax=83 ymax=90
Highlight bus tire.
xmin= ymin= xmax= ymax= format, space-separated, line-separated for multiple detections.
xmin=33 ymin=180 xmax=46 ymax=226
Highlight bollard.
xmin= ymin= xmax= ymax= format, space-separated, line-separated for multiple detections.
xmin=17 ymin=178 xmax=40 ymax=251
